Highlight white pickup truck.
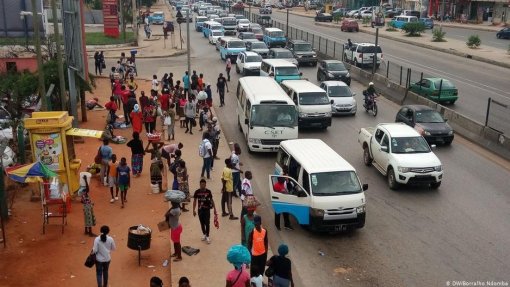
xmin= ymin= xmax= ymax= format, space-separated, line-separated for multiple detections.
xmin=358 ymin=123 xmax=443 ymax=189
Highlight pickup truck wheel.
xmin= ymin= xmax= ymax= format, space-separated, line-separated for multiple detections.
xmin=430 ymin=182 xmax=441 ymax=189
xmin=363 ymin=147 xmax=372 ymax=166
xmin=387 ymin=168 xmax=399 ymax=190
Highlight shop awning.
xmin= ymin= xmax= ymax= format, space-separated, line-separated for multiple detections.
xmin=65 ymin=128 xmax=103 ymax=138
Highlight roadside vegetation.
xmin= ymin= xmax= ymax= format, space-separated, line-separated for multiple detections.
xmin=466 ymin=34 xmax=481 ymax=48
xmin=432 ymin=27 xmax=447 ymax=42
xmin=402 ymin=22 xmax=425 ymax=37
xmin=85 ymin=32 xmax=136 ymax=45
xmin=386 ymin=21 xmax=397 ymax=32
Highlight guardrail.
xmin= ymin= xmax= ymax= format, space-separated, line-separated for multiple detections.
xmin=244 ymin=11 xmax=510 ymax=160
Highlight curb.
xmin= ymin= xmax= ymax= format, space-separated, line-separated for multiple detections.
xmin=314 ymin=22 xmax=510 ymax=69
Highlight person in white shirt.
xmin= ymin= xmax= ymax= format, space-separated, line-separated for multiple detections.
xmin=240 ymin=171 xmax=253 ymax=218
xmin=92 ymin=225 xmax=116 ymax=287
xmin=151 ymin=74 xmax=159 ymax=93
xmin=200 ymin=133 xmax=214 ymax=179
xmin=230 ymin=143 xmax=243 ymax=197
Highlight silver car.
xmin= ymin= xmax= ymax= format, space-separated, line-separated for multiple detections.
xmin=268 ymin=48 xmax=298 ymax=66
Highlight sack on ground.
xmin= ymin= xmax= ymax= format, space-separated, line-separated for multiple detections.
xmin=150 ymin=183 xmax=160 ymax=194
xmin=243 ymin=195 xmax=261 ymax=208
xmin=164 ymin=190 xmax=186 ymax=203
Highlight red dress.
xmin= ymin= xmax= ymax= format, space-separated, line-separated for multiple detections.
xmin=130 ymin=111 xmax=143 ymax=133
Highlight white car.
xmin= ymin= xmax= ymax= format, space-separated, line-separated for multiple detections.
xmin=237 ymin=19 xmax=250 ymax=32
xmin=235 ymin=51 xmax=262 ymax=75
xmin=319 ymin=81 xmax=356 ymax=116
xmin=209 ymin=30 xmax=224 ymax=45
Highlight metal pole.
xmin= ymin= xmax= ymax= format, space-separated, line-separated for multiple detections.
xmin=179 ymin=23 xmax=182 ymax=50
xmin=333 ymin=42 xmax=336 ymax=58
xmin=51 ymin=0 xmax=66 ymax=111
xmin=386 ymin=61 xmax=390 ymax=78
xmin=419 ymin=72 xmax=423 ymax=90
xmin=399 ymin=65 xmax=403 ymax=85
xmin=438 ymin=79 xmax=443 ymax=102
xmin=372 ymin=27 xmax=379 ymax=75
xmin=286 ymin=8 xmax=289 ymax=38
xmin=132 ymin=0 xmax=138 ymax=39
xmin=485 ymin=98 xmax=491 ymax=126
xmin=31 ymin=0 xmax=46 ymax=111
xmin=68 ymin=68 xmax=78 ymax=127
xmin=186 ymin=10 xmax=191 ymax=97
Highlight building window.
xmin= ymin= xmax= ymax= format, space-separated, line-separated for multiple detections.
xmin=6 ymin=62 xmax=17 ymax=72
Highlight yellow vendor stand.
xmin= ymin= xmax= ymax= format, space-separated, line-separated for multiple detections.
xmin=24 ymin=112 xmax=103 ymax=198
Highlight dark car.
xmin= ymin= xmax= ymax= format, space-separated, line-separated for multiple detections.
xmin=419 ymin=17 xmax=434 ymax=29
xmin=496 ymin=27 xmax=510 ymax=39
xmin=395 ymin=105 xmax=454 ymax=145
xmin=238 ymin=32 xmax=257 ymax=42
xmin=385 ymin=8 xmax=402 ymax=18
xmin=286 ymin=39 xmax=318 ymax=66
xmin=315 ymin=13 xmax=333 ymax=22
xmin=316 ymin=60 xmax=351 ymax=85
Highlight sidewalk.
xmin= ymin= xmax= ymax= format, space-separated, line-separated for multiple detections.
xmin=86 ymin=0 xmax=187 ymax=59
xmin=0 ymin=77 xmax=252 ymax=287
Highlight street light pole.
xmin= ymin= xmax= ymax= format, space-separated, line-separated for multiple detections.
xmin=372 ymin=27 xmax=379 ymax=75
xmin=31 ymin=0 xmax=47 ymax=111
xmin=186 ymin=9 xmax=191 ymax=97
xmin=286 ymin=8 xmax=289 ymax=38
xmin=51 ymin=0 xmax=66 ymax=111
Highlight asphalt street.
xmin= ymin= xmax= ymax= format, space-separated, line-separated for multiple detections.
xmin=261 ymin=11 xmax=510 ymax=128
xmin=439 ymin=26 xmax=509 ymax=50
xmin=91 ymin=25 xmax=510 ymax=286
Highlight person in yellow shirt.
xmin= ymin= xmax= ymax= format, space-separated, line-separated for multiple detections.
xmin=221 ymin=158 xmax=238 ymax=220
xmin=106 ymin=154 xmax=119 ymax=203
xmin=127 ymin=75 xmax=138 ymax=91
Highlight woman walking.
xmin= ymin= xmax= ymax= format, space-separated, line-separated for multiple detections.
xmin=130 ymin=104 xmax=143 ymax=134
xmin=81 ymin=174 xmax=96 ymax=236
xmin=176 ymin=160 xmax=190 ymax=212
xmin=94 ymin=51 xmax=102 ymax=75
xmin=143 ymin=99 xmax=157 ymax=134
xmin=165 ymin=201 xmax=183 ymax=262
xmin=266 ymin=244 xmax=295 ymax=287
xmin=92 ymin=225 xmax=116 ymax=287
xmin=126 ymin=132 xmax=145 ymax=177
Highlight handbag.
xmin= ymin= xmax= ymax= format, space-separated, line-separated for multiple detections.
xmin=84 ymin=250 xmax=96 ymax=268
xmin=163 ymin=115 xmax=172 ymax=126
xmin=94 ymin=146 xmax=102 ymax=164
xmin=101 ymin=62 xmax=106 ymax=69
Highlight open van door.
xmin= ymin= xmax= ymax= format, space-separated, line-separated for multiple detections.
xmin=268 ymin=175 xmax=310 ymax=225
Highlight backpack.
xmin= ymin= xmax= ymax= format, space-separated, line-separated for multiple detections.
xmin=198 ymin=140 xmax=208 ymax=157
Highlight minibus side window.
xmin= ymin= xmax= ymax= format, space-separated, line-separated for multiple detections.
xmin=302 ymin=169 xmax=310 ymax=193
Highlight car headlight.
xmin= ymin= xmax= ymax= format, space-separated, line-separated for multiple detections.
xmin=312 ymin=54 xmax=317 ymax=58
xmin=356 ymin=205 xmax=366 ymax=214
xmin=327 ymin=72 xmax=334 ymax=77
xmin=310 ymin=208 xmax=325 ymax=217
xmin=299 ymin=112 xmax=308 ymax=118
xmin=448 ymin=130 xmax=453 ymax=135
xmin=434 ymin=165 xmax=443 ymax=172
xmin=424 ymin=131 xmax=431 ymax=136
xmin=296 ymin=55 xmax=302 ymax=58
xmin=248 ymin=138 xmax=261 ymax=144
xmin=398 ymin=166 xmax=411 ymax=173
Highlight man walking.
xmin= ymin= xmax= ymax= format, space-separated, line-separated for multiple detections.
xmin=216 ymin=73 xmax=228 ymax=107
xmin=221 ymin=158 xmax=238 ymax=220
xmin=248 ymin=215 xmax=268 ymax=278
xmin=183 ymin=71 xmax=190 ymax=97
xmin=225 ymin=58 xmax=232 ymax=81
xmin=193 ymin=179 xmax=217 ymax=244
xmin=200 ymin=133 xmax=213 ymax=179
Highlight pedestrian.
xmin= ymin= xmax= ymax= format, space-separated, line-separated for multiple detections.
xmin=199 ymin=106 xmax=210 ymax=132
xmin=86 ymin=97 xmax=103 ymax=110
xmin=199 ymin=133 xmax=213 ymax=179
xmin=92 ymin=225 xmax=116 ymax=287
xmin=183 ymin=71 xmax=190 ymax=97
xmin=120 ymin=85 xmax=131 ymax=125
xmin=160 ymin=87 xmax=171 ymax=113
xmin=221 ymin=158 xmax=238 ymax=220
xmin=211 ymin=117 xmax=221 ymax=160
xmin=184 ymin=95 xmax=196 ymax=134
xmin=177 ymin=160 xmax=190 ymax=211
xmin=98 ymin=139 xmax=113 ymax=186
xmin=116 ymin=157 xmax=131 ymax=208
xmin=106 ymin=154 xmax=119 ymax=203
xmin=150 ymin=276 xmax=163 ymax=287
xmin=105 ymin=96 xmax=118 ymax=124
xmin=225 ymin=58 xmax=232 ymax=81
xmin=99 ymin=51 xmax=105 ymax=75
xmin=166 ymin=200 xmax=183 ymax=261
xmin=205 ymin=83 xmax=213 ymax=107
xmin=240 ymin=171 xmax=253 ymax=218
xmin=130 ymin=104 xmax=143 ymax=134
xmin=112 ymin=79 xmax=123 ymax=108
xmin=81 ymin=174 xmax=96 ymax=237
xmin=266 ymin=244 xmax=295 ymax=287
xmin=240 ymin=207 xmax=255 ymax=247
xmin=217 ymin=73 xmax=228 ymax=107
xmin=247 ymin=215 xmax=268 ymax=278
xmin=162 ymin=73 xmax=169 ymax=89
xmin=143 ymin=99 xmax=157 ymax=134
xmin=177 ymin=92 xmax=187 ymax=128
xmin=178 ymin=277 xmax=191 ymax=287
xmin=230 ymin=143 xmax=243 ymax=197
xmin=127 ymin=90 xmax=138 ymax=121
xmin=151 ymin=74 xmax=159 ymax=94
xmin=109 ymin=67 xmax=117 ymax=92
xmin=126 ymin=132 xmax=144 ymax=177
xmin=170 ymin=149 xmax=183 ymax=190
xmin=139 ymin=91 xmax=149 ymax=111
xmin=198 ymin=73 xmax=205 ymax=91
xmin=191 ymin=70 xmax=199 ymax=92
xmin=165 ymin=104 xmax=176 ymax=141
xmin=127 ymin=75 xmax=138 ymax=91
xmin=94 ymin=51 xmax=101 ymax=75
xmin=145 ymin=24 xmax=152 ymax=39
xmin=275 ymin=166 xmax=294 ymax=231
xmin=169 ymin=73 xmax=174 ymax=90
xmin=161 ymin=141 xmax=182 ymax=168
xmin=193 ymin=178 xmax=218 ymax=244
xmin=150 ymin=153 xmax=164 ymax=193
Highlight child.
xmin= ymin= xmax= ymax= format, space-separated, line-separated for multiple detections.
xmin=198 ymin=106 xmax=210 ymax=132
xmin=150 ymin=154 xmax=164 ymax=193
xmin=81 ymin=174 xmax=96 ymax=237
xmin=107 ymin=154 xmax=119 ymax=203
xmin=116 ymin=157 xmax=131 ymax=208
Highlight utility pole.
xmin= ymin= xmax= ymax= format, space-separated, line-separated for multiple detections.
xmin=31 ymin=0 xmax=46 ymax=110
xmin=186 ymin=9 xmax=191 ymax=97
xmin=51 ymin=0 xmax=66 ymax=111
xmin=286 ymin=8 xmax=289 ymax=38
xmin=132 ymin=0 xmax=138 ymax=40
xmin=372 ymin=27 xmax=379 ymax=75
xmin=121 ymin=1 xmax=126 ymax=42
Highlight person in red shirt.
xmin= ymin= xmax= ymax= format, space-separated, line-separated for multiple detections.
xmin=112 ymin=79 xmax=123 ymax=107
xmin=273 ymin=177 xmax=287 ymax=193
xmin=143 ymin=99 xmax=157 ymax=134
xmin=197 ymin=73 xmax=204 ymax=91
xmin=273 ymin=176 xmax=293 ymax=231
xmin=105 ymin=96 xmax=118 ymax=125
xmin=120 ymin=85 xmax=131 ymax=125
xmin=160 ymin=88 xmax=170 ymax=112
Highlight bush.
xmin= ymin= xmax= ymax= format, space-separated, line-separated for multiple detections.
xmin=401 ymin=22 xmax=426 ymax=36
xmin=362 ymin=16 xmax=371 ymax=27
xmin=333 ymin=14 xmax=342 ymax=23
xmin=432 ymin=27 xmax=446 ymax=42
xmin=386 ymin=21 xmax=397 ymax=31
xmin=466 ymin=34 xmax=481 ymax=48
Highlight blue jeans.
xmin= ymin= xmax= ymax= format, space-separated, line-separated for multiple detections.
xmin=95 ymin=260 xmax=110 ymax=287
xmin=232 ymin=172 xmax=241 ymax=195
xmin=201 ymin=157 xmax=212 ymax=178
xmin=273 ymin=275 xmax=290 ymax=287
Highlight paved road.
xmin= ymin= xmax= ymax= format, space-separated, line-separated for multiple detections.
xmin=260 ymin=11 xmax=510 ymax=129
xmin=439 ymin=26 xmax=509 ymax=50
xmin=93 ymin=26 xmax=510 ymax=286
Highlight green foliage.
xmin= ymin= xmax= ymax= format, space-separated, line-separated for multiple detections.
xmin=85 ymin=32 xmax=136 ymax=45
xmin=362 ymin=16 xmax=370 ymax=27
xmin=85 ymin=0 xmax=102 ymax=10
xmin=386 ymin=21 xmax=397 ymax=31
xmin=141 ymin=0 xmax=158 ymax=7
xmin=432 ymin=27 xmax=446 ymax=42
xmin=402 ymin=22 xmax=425 ymax=36
xmin=466 ymin=34 xmax=481 ymax=48
xmin=333 ymin=14 xmax=342 ymax=23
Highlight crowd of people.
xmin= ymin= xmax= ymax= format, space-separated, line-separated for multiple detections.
xmin=83 ymin=50 xmax=295 ymax=287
